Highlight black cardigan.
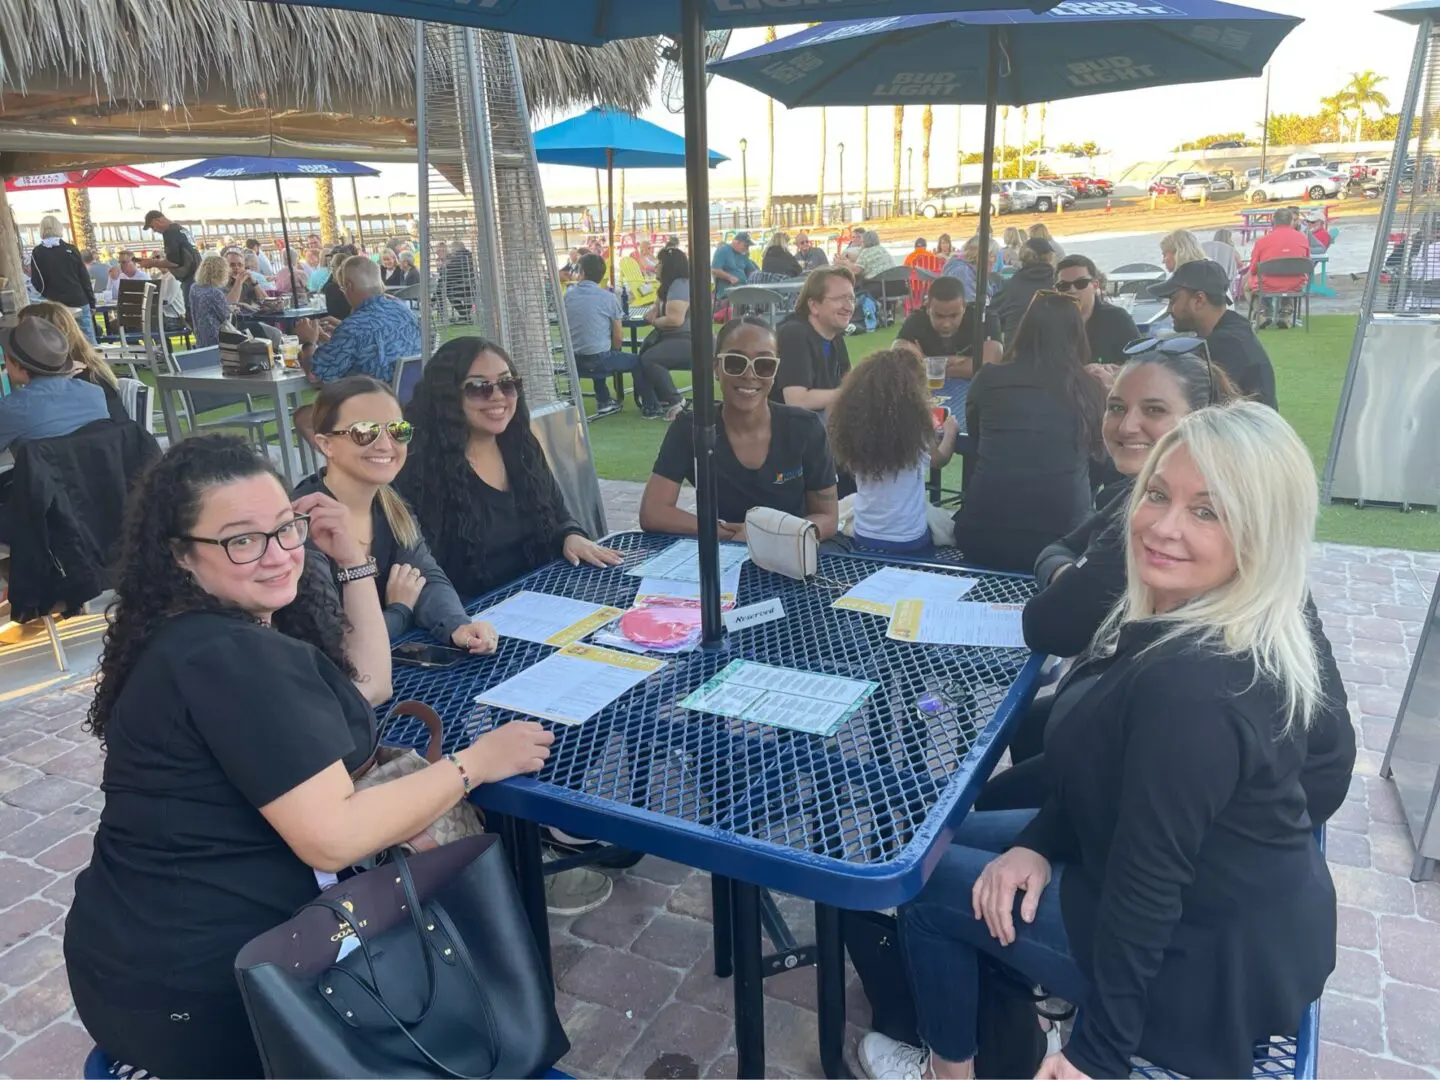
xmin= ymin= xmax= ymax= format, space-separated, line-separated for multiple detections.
xmin=30 ymin=241 xmax=97 ymax=309
xmin=1016 ymin=622 xmax=1343 ymax=1079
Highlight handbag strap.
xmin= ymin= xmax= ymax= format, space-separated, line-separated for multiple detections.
xmin=355 ymin=700 xmax=446 ymax=778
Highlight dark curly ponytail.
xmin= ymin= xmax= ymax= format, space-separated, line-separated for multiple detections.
xmin=86 ymin=435 xmax=353 ymax=748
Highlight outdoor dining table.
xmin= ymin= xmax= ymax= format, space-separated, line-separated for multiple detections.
xmin=929 ymin=376 xmax=974 ymax=505
xmin=379 ymin=530 xmax=1042 ymax=1079
xmin=152 ymin=364 xmax=315 ymax=486
xmin=251 ymin=305 xmax=327 ymax=332
xmin=1105 ymin=270 xmax=1166 ymax=295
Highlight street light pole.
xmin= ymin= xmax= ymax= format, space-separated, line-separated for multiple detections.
xmin=739 ymin=138 xmax=749 ymax=229
xmin=838 ymin=142 xmax=845 ymax=220
xmin=907 ymin=147 xmax=914 ymax=214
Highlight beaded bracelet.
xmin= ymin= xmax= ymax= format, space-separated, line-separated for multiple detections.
xmin=445 ymin=752 xmax=472 ymax=795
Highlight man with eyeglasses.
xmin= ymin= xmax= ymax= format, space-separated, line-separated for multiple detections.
xmin=774 ymin=267 xmax=857 ymax=494
xmin=794 ymin=231 xmax=829 ymax=272
xmin=1150 ymin=259 xmax=1277 ymax=409
xmin=1055 ymin=254 xmax=1139 ymax=366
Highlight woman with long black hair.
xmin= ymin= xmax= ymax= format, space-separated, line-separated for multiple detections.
xmin=635 ymin=246 xmax=693 ymax=421
xmin=396 ymin=337 xmax=623 ymax=601
xmin=951 ymin=290 xmax=1106 ymax=573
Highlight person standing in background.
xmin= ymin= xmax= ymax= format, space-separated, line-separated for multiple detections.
xmin=29 ymin=216 xmax=98 ymax=347
xmin=139 ymin=211 xmax=200 ymax=319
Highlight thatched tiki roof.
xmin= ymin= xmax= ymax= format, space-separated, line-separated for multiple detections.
xmin=0 ymin=0 xmax=658 ymax=288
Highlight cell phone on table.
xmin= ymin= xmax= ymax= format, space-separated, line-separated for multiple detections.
xmin=391 ymin=641 xmax=470 ymax=669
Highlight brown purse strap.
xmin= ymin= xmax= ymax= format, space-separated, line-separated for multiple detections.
xmin=352 ymin=699 xmax=447 ymax=779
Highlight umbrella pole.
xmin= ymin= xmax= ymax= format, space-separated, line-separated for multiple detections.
xmin=681 ymin=0 xmax=724 ymax=647
xmin=276 ymin=176 xmax=299 ymax=307
xmin=351 ymin=177 xmax=364 ymax=248
xmin=607 ymin=148 xmax=616 ymax=287
xmin=972 ymin=28 xmax=1001 ymax=365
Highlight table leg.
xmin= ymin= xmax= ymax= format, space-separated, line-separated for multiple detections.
xmin=272 ymin=389 xmax=300 ymax=487
xmin=815 ymin=903 xmax=852 ymax=1080
xmin=928 ymin=463 xmax=942 ymax=505
xmin=712 ymin=874 xmax=734 ymax=978
xmin=158 ymin=385 xmax=183 ymax=448
xmin=731 ymin=881 xmax=767 ymax=1079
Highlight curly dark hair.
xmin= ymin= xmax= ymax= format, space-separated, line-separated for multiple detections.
xmin=86 ymin=435 xmax=354 ymax=748
xmin=398 ymin=337 xmax=565 ymax=587
xmin=828 ymin=349 xmax=934 ymax=480
xmin=1003 ymin=291 xmax=1106 ymax=454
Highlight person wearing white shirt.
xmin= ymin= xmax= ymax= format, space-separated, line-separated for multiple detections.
xmin=105 ymin=251 xmax=152 ymax=301
xmin=245 ymin=238 xmax=274 ymax=277
xmin=158 ymin=271 xmax=188 ymax=330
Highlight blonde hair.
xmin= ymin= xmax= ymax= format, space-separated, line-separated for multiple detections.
xmin=19 ymin=301 xmax=118 ymax=389
xmin=196 ymin=254 xmax=230 ymax=288
xmin=796 ymin=265 xmax=856 ymax=316
xmin=1212 ymin=228 xmax=1236 ymax=247
xmin=961 ymin=233 xmax=998 ymax=264
xmin=1028 ymin=223 xmax=1054 ymax=243
xmin=1095 ymin=402 xmax=1321 ymax=730
xmin=1002 ymin=226 xmax=1023 ymax=249
xmin=769 ymin=231 xmax=791 ymax=250
xmin=1160 ymin=229 xmax=1206 ymax=268
xmin=39 ymin=215 xmax=64 ymax=240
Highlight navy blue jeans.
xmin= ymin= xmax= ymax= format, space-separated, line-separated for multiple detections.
xmin=575 ymin=349 xmax=657 ymax=409
xmin=899 ymin=809 xmax=1090 ymax=1063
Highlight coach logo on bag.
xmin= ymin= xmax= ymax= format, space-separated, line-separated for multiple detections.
xmin=329 ymin=898 xmax=368 ymax=943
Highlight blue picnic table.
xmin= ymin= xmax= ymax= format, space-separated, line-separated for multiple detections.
xmin=380 ymin=530 xmax=1043 ymax=1078
xmin=929 ymin=375 xmax=973 ymax=505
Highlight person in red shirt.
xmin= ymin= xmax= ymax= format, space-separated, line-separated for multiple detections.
xmin=1245 ymin=208 xmax=1312 ymax=328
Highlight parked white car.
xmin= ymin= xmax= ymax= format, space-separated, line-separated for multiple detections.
xmin=1248 ymin=168 xmax=1344 ymax=203
xmin=1177 ymin=173 xmax=1213 ymax=202
xmin=917 ymin=182 xmax=1013 ymax=218
xmin=997 ymin=178 xmax=1074 ymax=213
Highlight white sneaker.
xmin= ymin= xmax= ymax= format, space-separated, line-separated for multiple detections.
xmin=858 ymin=1032 xmax=933 ymax=1080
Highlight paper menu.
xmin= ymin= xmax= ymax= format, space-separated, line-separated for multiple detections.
xmin=887 ymin=600 xmax=1027 ymax=648
xmin=475 ymin=590 xmax=623 ymax=647
xmin=833 ymin=566 xmax=979 ymax=616
xmin=635 ymin=563 xmax=743 ymax=608
xmin=474 ymin=642 xmax=664 ymax=726
xmin=679 ymin=660 xmax=877 ymax=737
xmin=625 ymin=539 xmax=750 ymax=584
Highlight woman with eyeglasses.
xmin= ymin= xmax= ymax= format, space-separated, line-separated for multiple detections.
xmin=292 ymin=376 xmax=498 ymax=652
xmin=861 ymin=404 xmax=1345 ymax=1080
xmin=64 ymin=435 xmax=553 ymax=1078
xmin=396 ymin=337 xmax=622 ymax=602
xmin=951 ymin=291 xmax=1106 ymax=574
xmin=640 ymin=316 xmax=839 ymax=543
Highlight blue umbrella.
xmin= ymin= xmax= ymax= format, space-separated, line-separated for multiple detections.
xmin=165 ymin=157 xmax=382 ymax=304
xmin=534 ymin=108 xmax=728 ymax=282
xmin=712 ymin=0 xmax=1300 ymax=363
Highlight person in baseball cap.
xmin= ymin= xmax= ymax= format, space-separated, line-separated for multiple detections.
xmin=0 ymin=315 xmax=111 ymax=454
xmin=1149 ymin=260 xmax=1277 ymax=409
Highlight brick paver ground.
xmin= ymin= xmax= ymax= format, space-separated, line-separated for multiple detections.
xmin=0 ymin=481 xmax=1434 ymax=1077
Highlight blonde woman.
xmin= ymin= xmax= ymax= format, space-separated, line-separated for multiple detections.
xmin=1001 ymin=226 xmax=1024 ymax=269
xmin=939 ymin=233 xmax=1000 ymax=301
xmin=1028 ymin=221 xmax=1065 ymax=258
xmin=1160 ymin=228 xmax=1207 ymax=272
xmin=18 ymin=301 xmax=126 ymax=423
xmin=861 ymin=403 xmax=1343 ymax=1080
xmin=762 ymin=231 xmax=802 ymax=278
xmin=29 ymin=215 xmax=99 ymax=345
xmin=189 ymin=254 xmax=234 ymax=348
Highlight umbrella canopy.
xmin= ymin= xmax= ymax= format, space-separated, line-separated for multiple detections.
xmin=710 ymin=0 xmax=1301 ymax=107
xmin=4 ymin=166 xmax=178 ymax=192
xmin=533 ymin=108 xmax=728 ymax=169
xmin=164 ymin=157 xmax=381 ymax=181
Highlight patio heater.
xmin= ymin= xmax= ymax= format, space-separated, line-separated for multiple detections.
xmin=415 ymin=23 xmax=606 ymax=538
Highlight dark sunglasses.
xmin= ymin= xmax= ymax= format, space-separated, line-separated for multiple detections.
xmin=178 ymin=514 xmax=310 ymax=566
xmin=1054 ymin=276 xmax=1095 ymax=292
xmin=462 ymin=375 xmax=523 ymax=401
xmin=718 ymin=352 xmax=780 ymax=379
xmin=1122 ymin=335 xmax=1218 ymax=407
xmin=323 ymin=419 xmax=414 ymax=446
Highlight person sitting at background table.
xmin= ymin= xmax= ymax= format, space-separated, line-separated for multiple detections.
xmin=294 ymin=376 xmax=498 ymax=652
xmin=840 ymin=230 xmax=896 ymax=291
xmin=18 ymin=303 xmax=127 ymax=424
xmin=272 ymin=248 xmax=310 ymax=305
xmin=0 ymin=315 xmax=111 ymax=459
xmin=104 ymin=250 xmax=150 ymax=302
xmin=378 ymin=249 xmax=407 ymax=289
xmin=63 ymin=434 xmax=555 ymax=1079
xmin=640 ymin=316 xmax=838 ymax=543
xmin=224 ymin=249 xmax=267 ymax=309
xmin=992 ymin=238 xmax=1057 ymax=338
xmin=1203 ymin=228 xmax=1243 ymax=294
xmin=304 ymin=247 xmax=328 ymax=291
xmin=711 ymin=232 xmax=757 ymax=302
xmin=1055 ymin=254 xmax=1139 ymax=367
xmin=828 ymin=348 xmax=958 ymax=554
xmin=951 ymin=290 xmax=1105 ymax=573
xmin=940 ymin=234 xmax=997 ymax=302
xmin=761 ymin=231 xmax=803 ymax=279
xmin=245 ymin=237 xmax=274 ymax=277
xmin=560 ymin=248 xmax=584 ymax=282
xmin=398 ymin=250 xmax=422 ymax=287
xmin=795 ymin=231 xmax=829 ymax=271
xmin=772 ymin=268 xmax=857 ymax=492
xmin=321 ymin=251 xmax=353 ymax=320
xmin=895 ymin=275 xmax=1000 ymax=379
xmin=397 ymin=336 xmax=623 ymax=600
xmin=1028 ymin=222 xmax=1065 ymax=259
xmin=1151 ymin=260 xmax=1278 ymax=408
xmin=635 ymin=239 xmax=658 ymax=276
xmin=1001 ymin=227 xmax=1024 ymax=269
xmin=188 ymin=255 xmax=235 ymax=349
xmin=859 ymin=403 xmax=1343 ymax=1080
xmin=1160 ymin=228 xmax=1207 ymax=273
xmin=243 ymin=252 xmax=270 ymax=288
xmin=563 ymin=253 xmax=669 ymax=419
xmin=636 ymin=247 xmax=693 ymax=422
xmin=934 ymin=233 xmax=954 ymax=261
xmin=295 ymin=255 xmax=421 ymax=391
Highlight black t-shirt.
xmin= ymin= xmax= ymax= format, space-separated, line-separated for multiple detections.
xmin=652 ymin=403 xmax=837 ymax=523
xmin=323 ymin=277 xmax=352 ymax=319
xmin=1205 ymin=310 xmax=1278 ymax=409
xmin=1085 ymin=302 xmax=1140 ymax=365
xmin=163 ymin=223 xmax=200 ymax=282
xmin=896 ymin=306 xmax=996 ymax=358
xmin=66 ymin=611 xmax=375 ymax=997
xmin=771 ymin=313 xmax=850 ymax=404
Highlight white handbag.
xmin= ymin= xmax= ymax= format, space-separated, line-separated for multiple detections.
xmin=745 ymin=507 xmax=818 ymax=581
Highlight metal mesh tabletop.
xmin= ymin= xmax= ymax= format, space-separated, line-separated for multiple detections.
xmin=383 ymin=532 xmax=1041 ymax=908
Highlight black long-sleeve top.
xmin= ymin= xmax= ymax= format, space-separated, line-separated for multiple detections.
xmin=30 ymin=241 xmax=97 ymax=309
xmin=1015 ymin=622 xmax=1344 ymax=1079
xmin=761 ymin=246 xmax=803 ymax=279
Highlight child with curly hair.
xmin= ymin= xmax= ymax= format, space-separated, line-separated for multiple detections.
xmin=828 ymin=348 xmax=960 ymax=553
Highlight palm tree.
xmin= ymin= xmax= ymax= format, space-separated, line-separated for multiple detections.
xmin=65 ymin=188 xmax=95 ymax=253
xmin=921 ymin=105 xmax=933 ymax=197
xmin=1020 ymin=105 xmax=1029 ymax=177
xmin=763 ymin=25 xmax=776 ymax=228
xmin=315 ymin=178 xmax=338 ymax=246
xmin=1318 ymin=92 xmax=1350 ymax=144
xmin=1038 ymin=102 xmax=1047 ymax=155
xmin=1345 ymin=71 xmax=1390 ymax=142
xmin=862 ymin=107 xmax=870 ymax=216
xmin=816 ymin=107 xmax=828 ymax=226
xmin=999 ymin=106 xmax=1010 ymax=178
xmin=891 ymin=105 xmax=904 ymax=216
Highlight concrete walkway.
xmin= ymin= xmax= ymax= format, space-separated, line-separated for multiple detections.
xmin=0 ymin=481 xmax=1434 ymax=1077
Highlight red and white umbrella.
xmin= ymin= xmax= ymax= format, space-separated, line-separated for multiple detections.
xmin=4 ymin=166 xmax=178 ymax=192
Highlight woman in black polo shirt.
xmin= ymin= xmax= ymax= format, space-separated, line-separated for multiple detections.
xmin=640 ymin=316 xmax=839 ymax=542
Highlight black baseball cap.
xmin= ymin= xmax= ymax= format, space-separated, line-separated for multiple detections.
xmin=1149 ymin=260 xmax=1233 ymax=305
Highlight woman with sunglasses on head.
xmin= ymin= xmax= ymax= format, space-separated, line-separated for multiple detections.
xmin=862 ymin=404 xmax=1346 ymax=1080
xmin=951 ymin=291 xmax=1106 ymax=574
xmin=64 ymin=435 xmax=553 ymax=1079
xmin=292 ymin=376 xmax=498 ymax=652
xmin=397 ymin=338 xmax=622 ymax=603
xmin=640 ymin=316 xmax=839 ymax=543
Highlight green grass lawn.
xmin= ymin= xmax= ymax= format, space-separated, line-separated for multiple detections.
xmin=584 ymin=315 xmax=1440 ymax=554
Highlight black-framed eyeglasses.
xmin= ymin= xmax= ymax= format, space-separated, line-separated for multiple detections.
xmin=1122 ymin=335 xmax=1218 ymax=407
xmin=718 ymin=352 xmax=781 ymax=379
xmin=462 ymin=375 xmax=522 ymax=401
xmin=322 ymin=420 xmax=414 ymax=446
xmin=178 ymin=515 xmax=310 ymax=566
xmin=1054 ymin=276 xmax=1095 ymax=292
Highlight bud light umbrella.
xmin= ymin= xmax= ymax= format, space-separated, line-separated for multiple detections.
xmin=164 ymin=157 xmax=382 ymax=305
xmin=533 ymin=108 xmax=728 ymax=285
xmin=232 ymin=0 xmax=1056 ymax=651
xmin=712 ymin=0 xmax=1301 ymax=367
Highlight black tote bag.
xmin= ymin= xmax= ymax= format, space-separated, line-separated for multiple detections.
xmin=234 ymin=834 xmax=568 ymax=1079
